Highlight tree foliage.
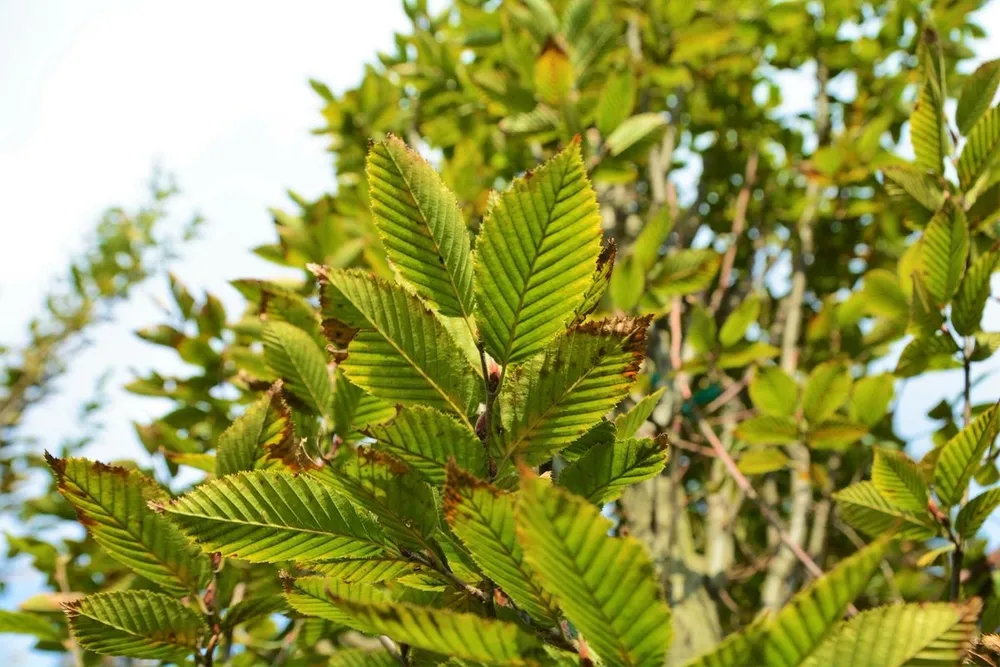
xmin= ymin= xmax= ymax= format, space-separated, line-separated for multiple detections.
xmin=3 ymin=0 xmax=1000 ymax=665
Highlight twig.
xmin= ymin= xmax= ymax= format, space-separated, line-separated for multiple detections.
xmin=951 ymin=337 xmax=976 ymax=600
xmin=405 ymin=551 xmax=487 ymax=603
xmin=55 ymin=556 xmax=85 ymax=667
xmin=379 ymin=636 xmax=408 ymax=666
xmin=708 ymin=152 xmax=759 ymax=314
xmin=271 ymin=619 xmax=302 ymax=666
xmin=477 ymin=343 xmax=498 ymax=479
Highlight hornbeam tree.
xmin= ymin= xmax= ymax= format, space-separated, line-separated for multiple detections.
xmin=3 ymin=1 xmax=1000 ymax=665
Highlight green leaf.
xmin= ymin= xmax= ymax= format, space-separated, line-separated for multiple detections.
xmin=909 ymin=272 xmax=945 ymax=337
xmin=919 ymin=205 xmax=969 ymax=305
xmin=719 ymin=296 xmax=761 ymax=347
xmin=895 ymin=332 xmax=959 ymax=377
xmin=973 ymin=331 xmax=1000 ymax=361
xmin=216 ymin=381 xmax=294 ymax=476
xmin=802 ymin=361 xmax=852 ymax=424
xmin=606 ymin=113 xmax=667 ymax=156
xmin=957 ymin=60 xmax=1000 ymax=135
xmin=910 ymin=78 xmax=947 ymax=177
xmin=738 ymin=449 xmax=790 ymax=475
xmin=366 ymin=135 xmax=475 ymax=319
xmin=686 ymin=304 xmax=717 ymax=355
xmin=332 ymin=367 xmax=396 ymax=441
xmin=633 ymin=208 xmax=674 ymax=273
xmin=517 ymin=472 xmax=672 ymax=667
xmin=615 ymin=387 xmax=666 ymax=438
xmin=305 ymin=557 xmax=416 ymax=583
xmin=872 ymin=448 xmax=928 ymax=512
xmin=328 ymin=649 xmax=400 ymax=667
xmin=735 ymin=415 xmax=798 ymax=445
xmin=881 ymin=165 xmax=944 ymax=212
xmin=474 ymin=140 xmax=602 ymax=367
xmin=956 ymin=488 xmax=1000 ymax=539
xmin=953 ymin=249 xmax=1000 ymax=336
xmin=806 ymin=418 xmax=868 ymax=450
xmin=558 ymin=436 xmax=669 ymax=505
xmin=46 ymin=455 xmax=209 ymax=596
xmin=320 ymin=268 xmax=481 ymax=424
xmin=500 ymin=105 xmax=560 ymax=134
xmin=849 ymin=373 xmax=895 ymax=427
xmin=574 ymin=240 xmax=617 ymax=320
xmin=331 ymin=598 xmax=544 ymax=664
xmin=682 ymin=618 xmax=768 ymax=667
xmin=651 ymin=250 xmax=721 ymax=297
xmin=749 ymin=366 xmax=798 ymax=418
xmin=495 ymin=316 xmax=649 ymax=464
xmin=0 ymin=610 xmax=61 ymax=642
xmin=862 ymin=269 xmax=909 ymax=319
xmin=958 ymin=106 xmax=1000 ymax=190
xmin=717 ymin=341 xmax=780 ymax=369
xmin=259 ymin=287 xmax=325 ymax=349
xmin=367 ymin=406 xmax=486 ymax=485
xmin=443 ymin=463 xmax=560 ymax=625
xmin=596 ymin=70 xmax=637 ymax=136
xmin=800 ymin=599 xmax=981 ymax=667
xmin=156 ymin=470 xmax=386 ymax=563
xmin=221 ymin=595 xmax=290 ymax=630
xmin=833 ymin=481 xmax=936 ymax=539
xmin=262 ymin=320 xmax=332 ymax=416
xmin=283 ymin=575 xmax=389 ymax=625
xmin=758 ymin=538 xmax=887 ymax=667
xmin=610 ymin=254 xmax=646 ymax=311
xmin=933 ymin=404 xmax=1000 ymax=506
xmin=65 ymin=591 xmax=206 ymax=660
xmin=562 ymin=418 xmax=616 ymax=461
xmin=314 ymin=449 xmax=440 ymax=553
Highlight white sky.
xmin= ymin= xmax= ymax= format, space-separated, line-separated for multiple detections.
xmin=0 ymin=1 xmax=999 ymax=663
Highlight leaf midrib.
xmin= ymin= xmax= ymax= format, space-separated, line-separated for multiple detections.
xmin=382 ymin=143 xmax=472 ymax=322
xmin=348 ymin=288 xmax=475 ymax=429
xmin=165 ymin=505 xmax=385 ymax=546
xmin=497 ymin=156 xmax=575 ymax=369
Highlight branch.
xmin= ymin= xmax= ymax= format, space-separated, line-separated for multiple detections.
xmin=952 ymin=336 xmax=976 ymax=600
xmin=55 ymin=556 xmax=85 ymax=667
xmin=709 ymin=152 xmax=759 ymax=314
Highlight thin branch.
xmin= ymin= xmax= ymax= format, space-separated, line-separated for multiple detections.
xmin=55 ymin=556 xmax=84 ymax=667
xmin=708 ymin=152 xmax=759 ymax=314
xmin=379 ymin=636 xmax=409 ymax=666
xmin=952 ymin=336 xmax=976 ymax=600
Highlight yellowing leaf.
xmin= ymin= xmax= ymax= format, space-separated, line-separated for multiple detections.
xmin=533 ymin=38 xmax=574 ymax=106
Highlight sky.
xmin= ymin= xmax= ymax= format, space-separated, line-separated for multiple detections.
xmin=0 ymin=1 xmax=999 ymax=663
xmin=0 ymin=1 xmax=413 ymax=662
